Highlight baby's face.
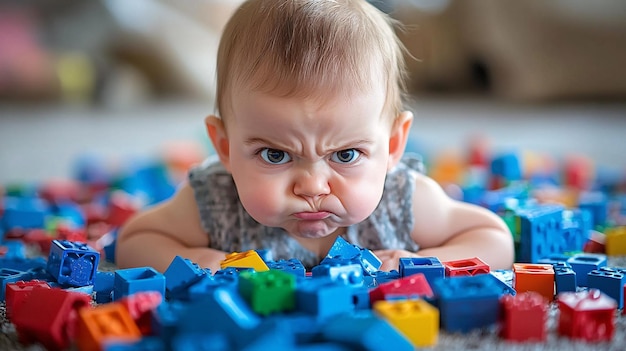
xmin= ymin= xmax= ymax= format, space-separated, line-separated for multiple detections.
xmin=223 ymin=86 xmax=393 ymax=240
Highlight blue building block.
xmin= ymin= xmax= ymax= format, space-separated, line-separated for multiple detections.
xmin=432 ymin=275 xmax=504 ymax=333
xmin=52 ymin=201 xmax=86 ymax=229
xmin=326 ymin=236 xmax=360 ymax=260
xmin=46 ymin=239 xmax=100 ymax=287
xmin=321 ymin=310 xmax=413 ymax=351
xmin=587 ymin=267 xmax=626 ymax=309
xmin=94 ymin=271 xmax=115 ymax=303
xmin=177 ymin=288 xmax=263 ymax=349
xmin=105 ymin=337 xmax=166 ymax=351
xmin=0 ymin=257 xmax=47 ymax=273
xmin=552 ymin=262 xmax=577 ymax=294
xmin=151 ymin=300 xmax=188 ymax=345
xmin=516 ymin=204 xmax=565 ymax=263
xmin=538 ymin=254 xmax=571 ymax=265
xmin=398 ymin=257 xmax=445 ymax=285
xmin=113 ymin=266 xmax=166 ymax=300
xmin=368 ymin=270 xmax=400 ymax=286
xmin=1 ymin=240 xmax=26 ymax=259
xmin=185 ymin=274 xmax=239 ymax=301
xmin=567 ymin=253 xmax=607 ymax=287
xmin=266 ymin=258 xmax=305 ymax=277
xmin=311 ymin=263 xmax=364 ymax=286
xmin=578 ymin=191 xmax=608 ymax=228
xmin=255 ymin=249 xmax=274 ymax=262
xmin=358 ymin=249 xmax=382 ymax=275
xmin=0 ymin=267 xmax=30 ymax=301
xmin=295 ymin=278 xmax=356 ymax=319
xmin=1 ymin=196 xmax=50 ymax=232
xmin=561 ymin=209 xmax=592 ymax=253
xmin=488 ymin=272 xmax=516 ymax=296
xmin=491 ymin=152 xmax=522 ymax=182
xmin=164 ymin=256 xmax=207 ymax=298
xmin=172 ymin=333 xmax=229 ymax=351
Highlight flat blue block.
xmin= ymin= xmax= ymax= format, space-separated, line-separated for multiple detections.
xmin=399 ymin=257 xmax=445 ymax=285
xmin=113 ymin=266 xmax=166 ymax=300
xmin=587 ymin=267 xmax=626 ymax=309
xmin=0 ymin=267 xmax=30 ymax=300
xmin=321 ymin=310 xmax=413 ymax=351
xmin=432 ymin=275 xmax=503 ymax=333
xmin=46 ymin=239 xmax=100 ymax=287
xmin=0 ymin=257 xmax=47 ymax=272
xmin=567 ymin=253 xmax=607 ymax=287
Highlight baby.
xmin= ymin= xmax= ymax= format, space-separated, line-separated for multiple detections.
xmin=116 ymin=0 xmax=514 ymax=273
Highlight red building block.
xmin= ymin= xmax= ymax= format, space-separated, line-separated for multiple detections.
xmin=500 ymin=292 xmax=548 ymax=342
xmin=557 ymin=289 xmax=616 ymax=342
xmin=4 ymin=280 xmax=51 ymax=320
xmin=442 ymin=257 xmax=490 ymax=277
xmin=369 ymin=273 xmax=433 ymax=304
xmin=117 ymin=291 xmax=163 ymax=335
xmin=107 ymin=191 xmax=139 ymax=227
xmin=513 ymin=263 xmax=555 ymax=301
xmin=76 ymin=302 xmax=142 ymax=351
xmin=12 ymin=287 xmax=92 ymax=350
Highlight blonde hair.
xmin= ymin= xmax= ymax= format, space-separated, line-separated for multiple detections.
xmin=216 ymin=0 xmax=408 ymax=122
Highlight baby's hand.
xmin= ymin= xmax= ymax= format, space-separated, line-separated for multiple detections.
xmin=373 ymin=249 xmax=421 ymax=272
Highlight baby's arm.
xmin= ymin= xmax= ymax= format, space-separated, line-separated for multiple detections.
xmin=409 ymin=172 xmax=514 ymax=269
xmin=116 ymin=182 xmax=227 ymax=273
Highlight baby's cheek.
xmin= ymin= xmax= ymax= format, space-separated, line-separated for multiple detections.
xmin=238 ymin=186 xmax=282 ymax=222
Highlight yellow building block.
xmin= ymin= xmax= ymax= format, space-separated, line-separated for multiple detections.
xmin=373 ymin=299 xmax=439 ymax=347
xmin=220 ymin=250 xmax=269 ymax=272
xmin=606 ymin=226 xmax=626 ymax=256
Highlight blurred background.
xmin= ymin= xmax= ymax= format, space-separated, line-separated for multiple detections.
xmin=1 ymin=0 xmax=626 ymax=187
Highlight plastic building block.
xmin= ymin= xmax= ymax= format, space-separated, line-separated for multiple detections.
xmin=587 ymin=267 xmax=626 ymax=309
xmin=557 ymin=289 xmax=616 ymax=342
xmin=76 ymin=302 xmax=142 ymax=351
xmin=12 ymin=287 xmax=92 ymax=350
xmin=373 ymin=299 xmax=439 ymax=347
xmin=311 ymin=263 xmax=364 ymax=286
xmin=295 ymin=278 xmax=356 ymax=319
xmin=106 ymin=337 xmax=166 ymax=351
xmin=488 ymin=272 xmax=517 ymax=296
xmin=325 ymin=236 xmax=360 ymax=260
xmin=113 ymin=267 xmax=166 ymax=301
xmin=516 ymin=204 xmax=564 ymax=263
xmin=150 ymin=301 xmax=188 ymax=344
xmin=1 ymin=196 xmax=50 ymax=232
xmin=500 ymin=292 xmax=548 ymax=342
xmin=513 ymin=263 xmax=555 ymax=301
xmin=578 ymin=191 xmax=608 ymax=228
xmin=605 ymin=226 xmax=626 ymax=256
xmin=431 ymin=275 xmax=503 ymax=333
xmin=266 ymin=258 xmax=306 ymax=277
xmin=176 ymin=288 xmax=262 ymax=349
xmin=172 ymin=332 xmax=230 ymax=351
xmin=367 ymin=269 xmax=400 ymax=286
xmin=358 ymin=248 xmax=382 ymax=275
xmin=46 ymin=239 xmax=100 ymax=287
xmin=369 ymin=273 xmax=433 ymax=304
xmin=0 ymin=240 xmax=26 ymax=259
xmin=398 ymin=257 xmax=444 ymax=285
xmin=442 ymin=257 xmax=490 ymax=277
xmin=552 ymin=262 xmax=577 ymax=294
xmin=164 ymin=256 xmax=207 ymax=298
xmin=567 ymin=253 xmax=607 ymax=287
xmin=321 ymin=310 xmax=413 ymax=351
xmin=561 ymin=209 xmax=592 ymax=253
xmin=118 ymin=291 xmax=163 ymax=335
xmin=220 ymin=251 xmax=269 ymax=272
xmin=238 ymin=269 xmax=296 ymax=316
xmin=4 ymin=280 xmax=51 ymax=320
xmin=537 ymin=254 xmax=571 ymax=265
xmin=490 ymin=152 xmax=522 ymax=188
xmin=0 ymin=267 xmax=30 ymax=301
xmin=94 ymin=271 xmax=115 ymax=304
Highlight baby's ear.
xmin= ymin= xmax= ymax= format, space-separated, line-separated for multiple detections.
xmin=388 ymin=111 xmax=413 ymax=170
xmin=205 ymin=115 xmax=231 ymax=171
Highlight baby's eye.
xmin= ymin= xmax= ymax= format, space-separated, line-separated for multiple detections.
xmin=330 ymin=149 xmax=361 ymax=164
xmin=260 ymin=148 xmax=291 ymax=164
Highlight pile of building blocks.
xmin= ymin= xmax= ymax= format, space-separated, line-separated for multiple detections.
xmin=1 ymin=144 xmax=626 ymax=349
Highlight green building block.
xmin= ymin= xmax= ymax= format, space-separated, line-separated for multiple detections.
xmin=238 ymin=269 xmax=296 ymax=316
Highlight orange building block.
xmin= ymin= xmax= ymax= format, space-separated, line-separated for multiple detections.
xmin=513 ymin=263 xmax=555 ymax=301
xmin=76 ymin=302 xmax=142 ymax=351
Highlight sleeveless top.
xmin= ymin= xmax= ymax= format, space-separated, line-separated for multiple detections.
xmin=188 ymin=154 xmax=425 ymax=269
